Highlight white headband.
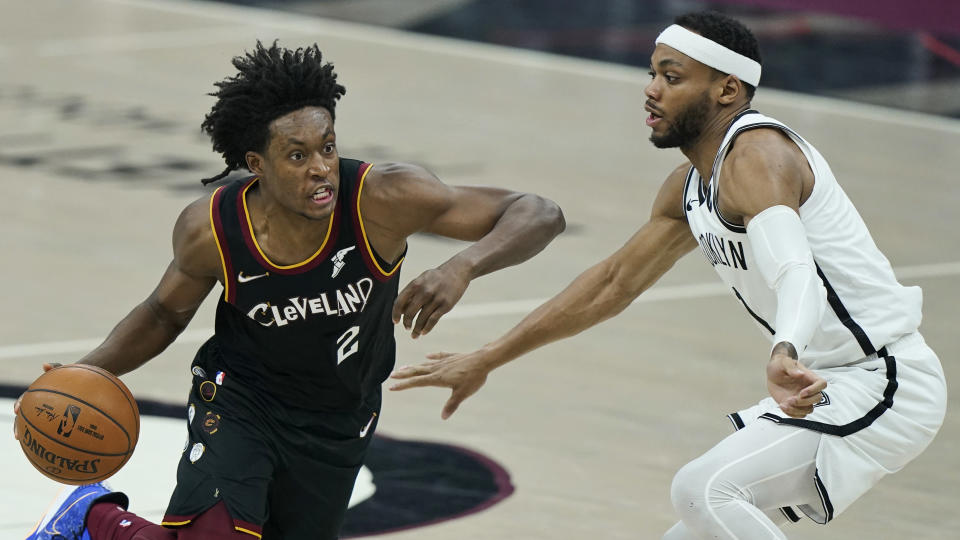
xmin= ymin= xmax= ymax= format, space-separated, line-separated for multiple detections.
xmin=655 ymin=24 xmax=761 ymax=86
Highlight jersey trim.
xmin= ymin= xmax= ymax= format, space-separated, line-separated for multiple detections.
xmin=161 ymin=514 xmax=263 ymax=537
xmin=710 ymin=117 xmax=792 ymax=234
xmin=732 ymin=287 xmax=775 ymax=335
xmin=813 ymin=470 xmax=835 ymax=523
xmin=759 ymin=347 xmax=897 ymax=437
xmin=234 ymin=520 xmax=264 ymax=538
xmin=815 ymin=264 xmax=876 ymax=356
xmin=681 ymin=165 xmax=698 ymax=214
xmin=238 ymin=177 xmax=339 ymax=274
xmin=209 ymin=185 xmax=236 ymax=304
xmin=780 ymin=506 xmax=802 ymax=523
xmin=354 ymin=163 xmax=405 ymax=281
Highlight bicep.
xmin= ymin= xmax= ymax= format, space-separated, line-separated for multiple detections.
xmin=423 ymin=184 xmax=523 ymax=241
xmin=149 ymin=260 xmax=216 ymax=324
xmin=723 ymin=136 xmax=809 ymax=226
xmin=151 ymin=197 xmax=221 ymax=323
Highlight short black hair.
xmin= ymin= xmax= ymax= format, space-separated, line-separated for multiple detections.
xmin=201 ymin=41 xmax=346 ymax=184
xmin=674 ymin=11 xmax=761 ymax=100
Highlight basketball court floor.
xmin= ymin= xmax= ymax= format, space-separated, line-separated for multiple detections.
xmin=1 ymin=0 xmax=958 ymax=538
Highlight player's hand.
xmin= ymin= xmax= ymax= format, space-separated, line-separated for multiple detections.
xmin=392 ymin=259 xmax=471 ymax=339
xmin=766 ymin=354 xmax=826 ymax=418
xmin=12 ymin=362 xmax=62 ymax=440
xmin=390 ymin=350 xmax=490 ymax=419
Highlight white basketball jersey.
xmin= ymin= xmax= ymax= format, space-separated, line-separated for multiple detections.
xmin=683 ymin=110 xmax=922 ymax=369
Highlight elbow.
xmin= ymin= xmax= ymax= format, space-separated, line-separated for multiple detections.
xmin=548 ymin=199 xmax=566 ymax=237
xmin=531 ymin=194 xmax=566 ymax=238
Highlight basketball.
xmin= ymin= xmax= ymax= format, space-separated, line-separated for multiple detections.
xmin=15 ymin=364 xmax=140 ymax=485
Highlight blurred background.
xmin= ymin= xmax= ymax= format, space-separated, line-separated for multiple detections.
xmin=1 ymin=1 xmax=957 ymax=539
xmin=215 ymin=0 xmax=960 ymax=117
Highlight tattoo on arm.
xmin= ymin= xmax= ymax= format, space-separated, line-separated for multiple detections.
xmin=772 ymin=341 xmax=798 ymax=359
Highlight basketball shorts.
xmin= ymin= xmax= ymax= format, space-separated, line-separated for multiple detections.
xmin=162 ymin=338 xmax=381 ymax=539
xmin=727 ymin=332 xmax=947 ymax=524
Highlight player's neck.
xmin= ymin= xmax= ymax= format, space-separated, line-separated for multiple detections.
xmin=681 ymin=105 xmax=749 ymax=181
xmin=247 ymin=188 xmax=334 ymax=265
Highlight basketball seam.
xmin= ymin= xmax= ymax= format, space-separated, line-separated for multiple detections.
xmin=21 ymin=388 xmax=133 ymax=453
xmin=66 ymin=364 xmax=141 ymax=433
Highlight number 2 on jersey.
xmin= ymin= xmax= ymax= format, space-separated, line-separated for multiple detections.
xmin=337 ymin=326 xmax=360 ymax=365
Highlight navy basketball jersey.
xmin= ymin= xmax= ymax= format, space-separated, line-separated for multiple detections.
xmin=208 ymin=159 xmax=405 ymax=411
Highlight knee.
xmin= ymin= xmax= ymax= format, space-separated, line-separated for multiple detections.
xmin=670 ymin=460 xmax=745 ymax=522
xmin=670 ymin=460 xmax=706 ymax=520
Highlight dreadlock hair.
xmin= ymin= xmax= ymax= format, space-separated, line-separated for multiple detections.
xmin=674 ymin=11 xmax=761 ymax=100
xmin=200 ymin=41 xmax=346 ymax=185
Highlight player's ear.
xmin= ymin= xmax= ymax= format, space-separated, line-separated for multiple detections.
xmin=717 ymin=74 xmax=742 ymax=105
xmin=246 ymin=151 xmax=265 ymax=175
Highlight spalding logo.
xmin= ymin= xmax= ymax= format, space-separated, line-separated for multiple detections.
xmin=21 ymin=427 xmax=101 ymax=473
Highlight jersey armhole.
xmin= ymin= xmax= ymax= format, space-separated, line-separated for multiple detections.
xmin=208 ymin=185 xmax=237 ymax=304
xmin=353 ymin=163 xmax=405 ymax=281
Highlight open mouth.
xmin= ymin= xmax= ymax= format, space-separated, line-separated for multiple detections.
xmin=645 ymin=105 xmax=664 ymax=127
xmin=311 ymin=186 xmax=334 ymax=205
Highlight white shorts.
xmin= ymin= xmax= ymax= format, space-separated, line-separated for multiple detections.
xmin=728 ymin=332 xmax=947 ymax=524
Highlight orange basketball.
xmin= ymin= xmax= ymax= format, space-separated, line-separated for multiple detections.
xmin=15 ymin=364 xmax=140 ymax=485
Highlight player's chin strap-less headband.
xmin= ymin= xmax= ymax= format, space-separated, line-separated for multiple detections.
xmin=655 ymin=24 xmax=761 ymax=87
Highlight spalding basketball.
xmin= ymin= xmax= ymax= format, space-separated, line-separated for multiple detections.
xmin=15 ymin=364 xmax=140 ymax=485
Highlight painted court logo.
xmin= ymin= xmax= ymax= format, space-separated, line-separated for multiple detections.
xmin=5 ymin=385 xmax=514 ymax=537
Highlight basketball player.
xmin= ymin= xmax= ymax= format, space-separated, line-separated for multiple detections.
xmin=16 ymin=42 xmax=565 ymax=540
xmin=390 ymin=11 xmax=948 ymax=539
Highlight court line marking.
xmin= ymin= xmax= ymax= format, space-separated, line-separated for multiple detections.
xmin=63 ymin=0 xmax=960 ymax=135
xmin=2 ymin=261 xmax=957 ymax=361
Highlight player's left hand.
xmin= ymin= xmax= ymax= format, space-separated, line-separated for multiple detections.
xmin=390 ymin=350 xmax=490 ymax=419
xmin=767 ymin=354 xmax=827 ymax=418
xmin=393 ymin=260 xmax=471 ymax=339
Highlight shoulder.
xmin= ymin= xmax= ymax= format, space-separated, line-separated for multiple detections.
xmin=650 ymin=162 xmax=694 ymax=220
xmin=724 ymin=127 xmax=807 ymax=182
xmin=364 ymin=162 xmax=443 ymax=194
xmin=721 ymin=127 xmax=810 ymax=217
xmin=361 ymin=162 xmax=452 ymax=214
xmin=172 ymin=193 xmax=221 ymax=279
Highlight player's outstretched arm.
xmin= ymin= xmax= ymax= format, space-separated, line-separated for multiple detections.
xmin=13 ymin=197 xmax=219 ymax=434
xmin=363 ymin=162 xmax=566 ymax=338
xmin=76 ymin=196 xmax=219 ymax=376
xmin=390 ymin=164 xmax=698 ymax=418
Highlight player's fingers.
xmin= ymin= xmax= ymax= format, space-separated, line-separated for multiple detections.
xmin=799 ymin=378 xmax=827 ymax=399
xmin=42 ymin=362 xmax=62 ymax=372
xmin=401 ymin=299 xmax=430 ymax=332
xmin=413 ymin=303 xmax=450 ymax=338
xmin=794 ymin=392 xmax=822 ymax=409
xmin=392 ymin=287 xmax=414 ymax=325
xmin=779 ymin=398 xmax=814 ymax=418
xmin=420 ymin=307 xmax=450 ymax=335
xmin=390 ymin=364 xmax=435 ymax=379
xmin=425 ymin=351 xmax=455 ymax=360
xmin=12 ymin=396 xmax=22 ymax=440
xmin=388 ymin=375 xmax=438 ymax=391
xmin=441 ymin=394 xmax=463 ymax=420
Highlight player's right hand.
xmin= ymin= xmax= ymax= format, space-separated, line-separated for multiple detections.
xmin=12 ymin=362 xmax=61 ymax=441
xmin=389 ymin=351 xmax=490 ymax=420
xmin=766 ymin=355 xmax=826 ymax=418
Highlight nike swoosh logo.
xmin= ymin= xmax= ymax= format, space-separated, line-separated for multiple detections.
xmin=359 ymin=412 xmax=377 ymax=438
xmin=237 ymin=272 xmax=269 ymax=283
